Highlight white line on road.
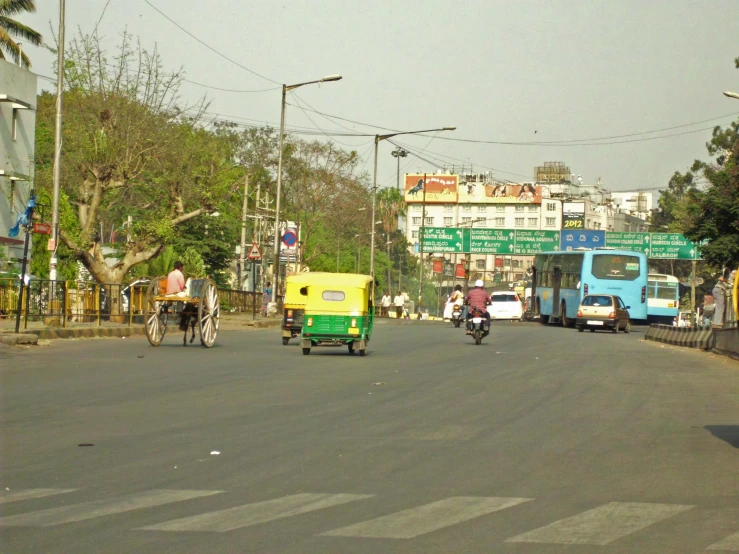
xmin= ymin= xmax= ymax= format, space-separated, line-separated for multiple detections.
xmin=0 ymin=489 xmax=77 ymax=505
xmin=707 ymin=529 xmax=739 ymax=551
xmin=0 ymin=490 xmax=222 ymax=527
xmin=321 ymin=496 xmax=533 ymax=539
xmin=505 ymin=501 xmax=694 ymax=545
xmin=138 ymin=493 xmax=373 ymax=533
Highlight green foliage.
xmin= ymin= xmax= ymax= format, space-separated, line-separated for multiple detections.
xmin=0 ymin=0 xmax=43 ymax=67
xmin=0 ymin=245 xmax=19 ymax=276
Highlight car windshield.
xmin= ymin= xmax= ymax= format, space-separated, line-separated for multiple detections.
xmin=582 ymin=295 xmax=613 ymax=307
xmin=493 ymin=294 xmax=519 ymax=302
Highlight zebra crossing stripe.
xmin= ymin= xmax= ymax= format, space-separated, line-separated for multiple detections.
xmin=707 ymin=529 xmax=739 ymax=551
xmin=0 ymin=490 xmax=222 ymax=527
xmin=505 ymin=501 xmax=694 ymax=545
xmin=0 ymin=489 xmax=76 ymax=505
xmin=322 ymin=496 xmax=533 ymax=539
xmin=138 ymin=493 xmax=373 ymax=533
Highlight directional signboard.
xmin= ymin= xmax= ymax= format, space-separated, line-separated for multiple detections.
xmin=605 ymin=232 xmax=649 ymax=253
xmin=468 ymin=229 xmax=515 ymax=254
xmin=560 ymin=229 xmax=605 ymax=251
xmin=514 ymin=230 xmax=560 ymax=255
xmin=420 ymin=227 xmax=466 ymax=253
xmin=648 ymin=233 xmax=701 ymax=260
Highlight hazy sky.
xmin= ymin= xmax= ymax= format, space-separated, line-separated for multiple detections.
xmin=19 ymin=0 xmax=739 ymax=192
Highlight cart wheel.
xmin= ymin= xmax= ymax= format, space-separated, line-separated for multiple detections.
xmin=302 ymin=348 xmax=311 ymax=355
xmin=282 ymin=337 xmax=290 ymax=345
xmin=198 ymin=279 xmax=220 ymax=348
xmin=144 ymin=277 xmax=167 ymax=346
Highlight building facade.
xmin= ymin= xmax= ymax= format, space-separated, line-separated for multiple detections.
xmin=1 ymin=60 xmax=37 ymax=263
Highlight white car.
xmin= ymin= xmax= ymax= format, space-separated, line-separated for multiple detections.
xmin=489 ymin=291 xmax=523 ymax=321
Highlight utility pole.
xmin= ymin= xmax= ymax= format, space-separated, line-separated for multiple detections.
xmin=690 ymin=259 xmax=697 ymax=326
xmin=417 ymin=173 xmax=427 ymax=319
xmin=238 ymin=174 xmax=249 ymax=290
xmin=49 ymin=0 xmax=65 ymax=281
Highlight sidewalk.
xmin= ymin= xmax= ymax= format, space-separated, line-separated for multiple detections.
xmin=0 ymin=313 xmax=282 ymax=343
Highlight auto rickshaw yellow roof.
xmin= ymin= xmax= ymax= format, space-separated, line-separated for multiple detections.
xmin=297 ymin=272 xmax=373 ymax=289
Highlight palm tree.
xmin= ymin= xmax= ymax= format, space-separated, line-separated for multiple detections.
xmin=0 ymin=0 xmax=42 ymax=67
xmin=377 ymin=187 xmax=407 ymax=291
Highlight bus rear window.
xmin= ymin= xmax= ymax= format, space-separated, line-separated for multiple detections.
xmin=591 ymin=255 xmax=641 ymax=281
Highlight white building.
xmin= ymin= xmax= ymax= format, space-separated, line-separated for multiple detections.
xmin=610 ymin=191 xmax=654 ymax=221
xmin=1 ymin=59 xmax=37 ymax=262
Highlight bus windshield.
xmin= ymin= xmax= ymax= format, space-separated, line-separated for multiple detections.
xmin=591 ymin=255 xmax=641 ymax=280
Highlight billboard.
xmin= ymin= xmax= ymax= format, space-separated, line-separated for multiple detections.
xmin=404 ymin=174 xmax=458 ymax=203
xmin=458 ymin=182 xmax=542 ymax=204
xmin=562 ymin=202 xmax=585 ymax=229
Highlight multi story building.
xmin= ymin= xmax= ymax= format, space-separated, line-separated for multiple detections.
xmin=1 ymin=59 xmax=37 ymax=263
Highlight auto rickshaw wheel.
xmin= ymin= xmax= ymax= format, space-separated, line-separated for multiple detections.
xmin=302 ymin=347 xmax=311 ymax=355
xmin=347 ymin=343 xmax=355 ymax=355
xmin=282 ymin=337 xmax=290 ymax=345
xmin=359 ymin=349 xmax=366 ymax=356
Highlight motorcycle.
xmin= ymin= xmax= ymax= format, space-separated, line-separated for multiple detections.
xmin=451 ymin=304 xmax=463 ymax=328
xmin=467 ymin=307 xmax=490 ymax=345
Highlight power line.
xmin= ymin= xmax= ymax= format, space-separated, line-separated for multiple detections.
xmin=141 ymin=0 xmax=281 ymax=85
xmin=93 ymin=0 xmax=113 ymax=36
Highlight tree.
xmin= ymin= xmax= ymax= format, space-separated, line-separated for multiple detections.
xmin=0 ymin=0 xmax=42 ymax=67
xmin=34 ymin=32 xmax=238 ymax=292
xmin=376 ymin=187 xmax=406 ymax=290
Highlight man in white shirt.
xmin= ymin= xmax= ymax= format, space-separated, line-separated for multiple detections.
xmin=393 ymin=292 xmax=405 ymax=319
xmin=380 ymin=291 xmax=391 ymax=317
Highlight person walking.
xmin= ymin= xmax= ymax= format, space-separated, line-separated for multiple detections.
xmin=393 ymin=291 xmax=405 ymax=319
xmin=380 ymin=291 xmax=391 ymax=317
xmin=262 ymin=281 xmax=273 ymax=317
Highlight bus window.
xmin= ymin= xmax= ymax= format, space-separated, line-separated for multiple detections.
xmin=591 ymin=255 xmax=641 ymax=280
xmin=656 ymin=282 xmax=678 ymax=300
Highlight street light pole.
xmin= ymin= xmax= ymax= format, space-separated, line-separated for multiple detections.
xmin=49 ymin=0 xmax=65 ymax=281
xmin=370 ymin=126 xmax=455 ymax=280
xmin=391 ymin=147 xmax=408 ymax=192
xmin=271 ymin=75 xmax=341 ymax=304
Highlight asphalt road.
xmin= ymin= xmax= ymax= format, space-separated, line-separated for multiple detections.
xmin=1 ymin=321 xmax=738 ymax=553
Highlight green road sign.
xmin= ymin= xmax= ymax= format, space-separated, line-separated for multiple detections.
xmin=648 ymin=233 xmax=701 ymax=260
xmin=420 ymin=227 xmax=466 ymax=253
xmin=605 ymin=232 xmax=650 ymax=253
xmin=514 ymin=230 xmax=560 ymax=255
xmin=468 ymin=228 xmax=515 ymax=254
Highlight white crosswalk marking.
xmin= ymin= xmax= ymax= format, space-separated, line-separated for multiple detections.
xmin=0 ymin=490 xmax=222 ymax=527
xmin=0 ymin=489 xmax=76 ymax=505
xmin=707 ymin=529 xmax=739 ymax=551
xmin=506 ymin=501 xmax=694 ymax=545
xmin=322 ymin=496 xmax=533 ymax=539
xmin=138 ymin=493 xmax=373 ymax=533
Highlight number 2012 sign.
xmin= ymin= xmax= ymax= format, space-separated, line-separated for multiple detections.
xmin=562 ymin=202 xmax=585 ymax=230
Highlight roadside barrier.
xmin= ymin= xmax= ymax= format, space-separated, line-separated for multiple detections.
xmin=645 ymin=324 xmax=715 ymax=350
xmin=712 ymin=323 xmax=739 ymax=360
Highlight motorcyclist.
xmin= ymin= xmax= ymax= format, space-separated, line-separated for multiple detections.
xmin=450 ymin=285 xmax=464 ymax=308
xmin=464 ymin=279 xmax=491 ymax=335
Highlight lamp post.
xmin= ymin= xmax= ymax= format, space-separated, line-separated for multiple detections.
xmin=370 ymin=126 xmax=455 ymax=280
xmin=272 ymin=74 xmax=342 ymax=303
xmin=723 ymin=91 xmax=739 ymax=100
xmin=391 ymin=147 xmax=408 ymax=192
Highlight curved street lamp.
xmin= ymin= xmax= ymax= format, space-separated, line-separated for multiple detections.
xmin=724 ymin=91 xmax=739 ymax=100
xmin=272 ymin=75 xmax=342 ymax=303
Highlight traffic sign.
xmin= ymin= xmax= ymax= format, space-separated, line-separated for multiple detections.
xmin=247 ymin=242 xmax=262 ymax=260
xmin=514 ymin=230 xmax=560 ymax=255
xmin=282 ymin=230 xmax=297 ymax=247
xmin=648 ymin=233 xmax=700 ymax=260
xmin=468 ymin=229 xmax=515 ymax=254
xmin=420 ymin=227 xmax=466 ymax=253
xmin=33 ymin=222 xmax=52 ymax=235
xmin=560 ymin=229 xmax=605 ymax=251
xmin=605 ymin=232 xmax=649 ymax=253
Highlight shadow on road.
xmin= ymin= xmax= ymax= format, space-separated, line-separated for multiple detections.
xmin=705 ymin=425 xmax=739 ymax=449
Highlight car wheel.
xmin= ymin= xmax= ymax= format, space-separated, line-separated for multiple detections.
xmin=577 ymin=325 xmax=584 ymax=332
xmin=590 ymin=328 xmax=596 ymax=333
xmin=624 ymin=320 xmax=631 ymax=333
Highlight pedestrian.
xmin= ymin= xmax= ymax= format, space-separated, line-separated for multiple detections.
xmin=262 ymin=281 xmax=272 ymax=317
xmin=393 ymin=291 xmax=405 ymax=319
xmin=380 ymin=291 xmax=391 ymax=317
xmin=712 ymin=272 xmax=730 ymax=328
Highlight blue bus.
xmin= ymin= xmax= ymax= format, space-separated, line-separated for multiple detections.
xmin=533 ymin=249 xmax=649 ymax=326
xmin=646 ymin=273 xmax=680 ymax=324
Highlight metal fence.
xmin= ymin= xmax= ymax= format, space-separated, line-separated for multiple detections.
xmin=0 ymin=279 xmax=264 ymax=329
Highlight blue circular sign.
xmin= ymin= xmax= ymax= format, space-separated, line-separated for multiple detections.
xmin=282 ymin=230 xmax=297 ymax=246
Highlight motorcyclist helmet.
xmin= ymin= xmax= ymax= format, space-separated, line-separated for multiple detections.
xmin=474 ymin=279 xmax=484 ymax=288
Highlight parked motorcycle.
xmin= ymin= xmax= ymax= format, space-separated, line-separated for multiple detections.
xmin=451 ymin=304 xmax=463 ymax=328
xmin=468 ymin=307 xmax=490 ymax=345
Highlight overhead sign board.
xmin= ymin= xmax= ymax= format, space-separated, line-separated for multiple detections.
xmin=468 ymin=229 xmax=515 ymax=254
xmin=647 ymin=233 xmax=701 ymax=260
xmin=604 ymin=232 xmax=649 ymax=253
xmin=404 ymin=174 xmax=458 ymax=204
xmin=514 ymin=230 xmax=560 ymax=255
xmin=419 ymin=227 xmax=465 ymax=253
xmin=560 ymin=229 xmax=605 ymax=251
xmin=458 ymin=183 xmax=542 ymax=204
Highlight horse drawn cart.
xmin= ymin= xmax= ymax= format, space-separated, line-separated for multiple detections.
xmin=144 ymin=277 xmax=220 ymax=347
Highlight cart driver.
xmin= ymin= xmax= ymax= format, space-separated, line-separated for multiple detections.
xmin=166 ymin=261 xmax=187 ymax=297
